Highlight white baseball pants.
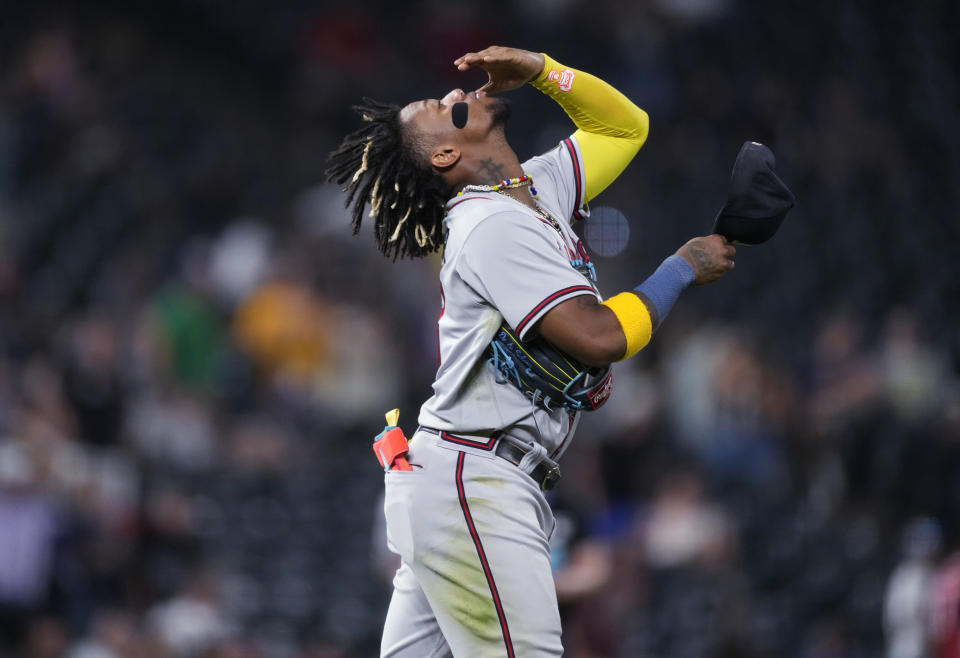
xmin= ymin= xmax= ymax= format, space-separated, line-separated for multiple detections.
xmin=380 ymin=430 xmax=563 ymax=657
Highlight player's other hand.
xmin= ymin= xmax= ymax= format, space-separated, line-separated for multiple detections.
xmin=676 ymin=234 xmax=736 ymax=285
xmin=454 ymin=46 xmax=545 ymax=96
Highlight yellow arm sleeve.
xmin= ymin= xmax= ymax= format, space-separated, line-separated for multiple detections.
xmin=530 ymin=54 xmax=649 ymax=202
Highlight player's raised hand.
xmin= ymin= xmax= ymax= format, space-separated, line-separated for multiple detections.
xmin=676 ymin=234 xmax=736 ymax=285
xmin=454 ymin=46 xmax=545 ymax=95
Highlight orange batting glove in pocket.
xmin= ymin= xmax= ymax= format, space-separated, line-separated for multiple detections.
xmin=373 ymin=408 xmax=412 ymax=472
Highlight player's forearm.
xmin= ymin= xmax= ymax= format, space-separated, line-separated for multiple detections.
xmin=530 ymin=55 xmax=649 ymax=201
xmin=531 ymin=54 xmax=649 ymax=141
xmin=603 ymin=255 xmax=696 ymax=356
xmin=600 ymin=240 xmax=733 ymax=361
xmin=540 ymin=242 xmax=726 ymax=365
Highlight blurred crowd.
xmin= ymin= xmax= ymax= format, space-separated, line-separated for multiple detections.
xmin=0 ymin=0 xmax=958 ymax=656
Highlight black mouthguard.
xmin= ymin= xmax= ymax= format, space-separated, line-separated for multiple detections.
xmin=452 ymin=102 xmax=468 ymax=129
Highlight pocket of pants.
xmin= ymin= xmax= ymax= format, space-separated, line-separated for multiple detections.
xmin=384 ymin=475 xmax=416 ymax=560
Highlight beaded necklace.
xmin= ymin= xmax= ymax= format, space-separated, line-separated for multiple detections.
xmin=458 ymin=175 xmax=563 ymax=231
xmin=458 ymin=174 xmax=533 ymax=195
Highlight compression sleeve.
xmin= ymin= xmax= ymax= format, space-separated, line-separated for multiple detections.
xmin=530 ymin=54 xmax=649 ymax=202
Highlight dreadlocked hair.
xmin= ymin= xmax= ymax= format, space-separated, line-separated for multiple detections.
xmin=325 ymin=97 xmax=451 ymax=260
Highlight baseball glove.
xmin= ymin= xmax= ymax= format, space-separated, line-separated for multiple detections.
xmin=486 ymin=324 xmax=614 ymax=412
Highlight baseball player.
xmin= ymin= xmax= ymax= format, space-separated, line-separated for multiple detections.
xmin=327 ymin=46 xmax=735 ymax=657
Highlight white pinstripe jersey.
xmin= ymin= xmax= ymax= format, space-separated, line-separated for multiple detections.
xmin=417 ymin=136 xmax=599 ymax=458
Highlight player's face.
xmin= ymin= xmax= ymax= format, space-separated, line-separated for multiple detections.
xmin=399 ymin=88 xmax=508 ymax=148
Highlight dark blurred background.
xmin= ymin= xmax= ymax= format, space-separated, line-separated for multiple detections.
xmin=0 ymin=0 xmax=958 ymax=656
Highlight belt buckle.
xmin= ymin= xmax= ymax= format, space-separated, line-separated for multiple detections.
xmin=541 ymin=464 xmax=561 ymax=491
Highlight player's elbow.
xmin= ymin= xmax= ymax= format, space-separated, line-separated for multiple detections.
xmin=630 ymin=108 xmax=650 ymax=149
xmin=615 ymin=107 xmax=649 ymax=148
xmin=575 ymin=339 xmax=624 ymax=369
xmin=557 ymin=323 xmax=627 ymax=369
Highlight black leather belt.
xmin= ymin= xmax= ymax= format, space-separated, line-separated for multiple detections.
xmin=419 ymin=427 xmax=561 ymax=491
xmin=494 ymin=438 xmax=561 ymax=491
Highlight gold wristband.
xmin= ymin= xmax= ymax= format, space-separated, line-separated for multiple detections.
xmin=601 ymin=292 xmax=653 ymax=360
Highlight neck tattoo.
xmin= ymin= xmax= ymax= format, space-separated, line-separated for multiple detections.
xmin=477 ymin=157 xmax=506 ymax=182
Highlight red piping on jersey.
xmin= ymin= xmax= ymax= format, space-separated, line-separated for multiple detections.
xmin=456 ymin=452 xmax=516 ymax=658
xmin=441 ymin=430 xmax=499 ymax=451
xmin=447 ymin=195 xmax=496 ymax=211
xmin=576 ymin=239 xmax=590 ymax=263
xmin=515 ymin=285 xmax=596 ymax=337
xmin=563 ymin=138 xmax=585 ymax=221
xmin=437 ymin=287 xmax=445 ymax=367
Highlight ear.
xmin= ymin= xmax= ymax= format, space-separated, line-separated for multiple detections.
xmin=430 ymin=145 xmax=461 ymax=171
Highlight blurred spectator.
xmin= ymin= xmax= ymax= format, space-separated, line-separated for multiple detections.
xmin=207 ymin=221 xmax=272 ymax=310
xmin=931 ymin=550 xmax=960 ymax=658
xmin=621 ymin=469 xmax=752 ymax=657
xmin=808 ymin=309 xmax=881 ymax=436
xmin=225 ymin=416 xmax=293 ymax=477
xmin=126 ymin=388 xmax=217 ymax=473
xmin=60 ymin=311 xmax=125 ymax=447
xmin=884 ymin=517 xmax=941 ymax=658
xmin=141 ymin=485 xmax=205 ymax=599
xmin=806 ymin=309 xmax=887 ymax=508
xmin=152 ymin=281 xmax=226 ymax=395
xmin=233 ymin=269 xmax=332 ymax=388
xmin=703 ymin=336 xmax=790 ymax=489
xmin=69 ymin=609 xmax=152 ymax=658
xmin=0 ymin=441 xmax=61 ymax=649
xmin=20 ymin=356 xmax=77 ymax=440
xmin=879 ymin=308 xmax=946 ymax=425
xmin=662 ymin=321 xmax=731 ymax=451
xmin=310 ymin=304 xmax=403 ymax=424
xmin=642 ymin=469 xmax=730 ymax=570
xmin=551 ymin=499 xmax=617 ymax=658
xmin=146 ymin=569 xmax=232 ymax=658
